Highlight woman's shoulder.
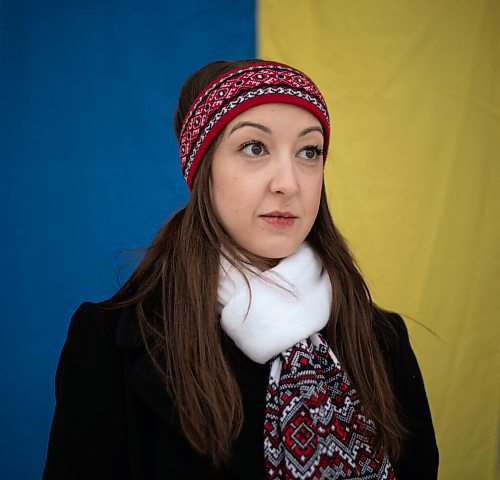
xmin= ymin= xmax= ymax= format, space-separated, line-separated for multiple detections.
xmin=64 ymin=301 xmax=141 ymax=354
xmin=372 ymin=307 xmax=410 ymax=349
xmin=65 ymin=301 xmax=119 ymax=338
xmin=371 ymin=307 xmax=418 ymax=380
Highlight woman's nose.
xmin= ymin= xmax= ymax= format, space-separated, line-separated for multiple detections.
xmin=269 ymin=155 xmax=299 ymax=196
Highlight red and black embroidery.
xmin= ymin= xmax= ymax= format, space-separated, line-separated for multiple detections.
xmin=263 ymin=333 xmax=395 ymax=480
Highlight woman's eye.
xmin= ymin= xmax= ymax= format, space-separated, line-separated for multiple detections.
xmin=240 ymin=141 xmax=267 ymax=157
xmin=298 ymin=145 xmax=324 ymax=160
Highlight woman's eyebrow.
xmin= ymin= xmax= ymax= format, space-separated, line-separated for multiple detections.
xmin=229 ymin=121 xmax=271 ymax=136
xmin=228 ymin=122 xmax=322 ymax=137
xmin=299 ymin=126 xmax=323 ymax=137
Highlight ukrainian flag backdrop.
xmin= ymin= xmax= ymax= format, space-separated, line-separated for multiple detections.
xmin=1 ymin=1 xmax=498 ymax=479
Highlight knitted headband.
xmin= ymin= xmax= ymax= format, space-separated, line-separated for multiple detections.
xmin=179 ymin=61 xmax=330 ymax=189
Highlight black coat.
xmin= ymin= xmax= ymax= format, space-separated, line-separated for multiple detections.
xmin=43 ymin=302 xmax=438 ymax=479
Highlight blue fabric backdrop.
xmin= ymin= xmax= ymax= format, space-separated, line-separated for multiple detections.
xmin=0 ymin=1 xmax=255 ymax=478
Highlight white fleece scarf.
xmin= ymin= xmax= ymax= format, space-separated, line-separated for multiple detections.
xmin=217 ymin=242 xmax=332 ymax=363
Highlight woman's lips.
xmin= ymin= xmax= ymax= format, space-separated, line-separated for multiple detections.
xmin=260 ymin=211 xmax=298 ymax=228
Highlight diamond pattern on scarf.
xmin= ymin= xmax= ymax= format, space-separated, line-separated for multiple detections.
xmin=263 ymin=333 xmax=395 ymax=480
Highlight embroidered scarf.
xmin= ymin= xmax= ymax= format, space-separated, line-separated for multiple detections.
xmin=218 ymin=243 xmax=395 ymax=480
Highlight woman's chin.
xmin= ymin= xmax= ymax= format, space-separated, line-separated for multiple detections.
xmin=244 ymin=241 xmax=302 ymax=262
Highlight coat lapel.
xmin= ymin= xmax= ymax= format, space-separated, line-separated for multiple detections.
xmin=113 ymin=304 xmax=269 ymax=479
xmin=114 ymin=305 xmax=181 ymax=433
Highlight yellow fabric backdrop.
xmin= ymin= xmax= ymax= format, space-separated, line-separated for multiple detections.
xmin=259 ymin=1 xmax=500 ymax=478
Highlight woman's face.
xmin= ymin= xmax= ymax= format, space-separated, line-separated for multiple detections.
xmin=210 ymin=103 xmax=324 ymax=260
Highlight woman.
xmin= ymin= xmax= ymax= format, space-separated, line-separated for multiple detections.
xmin=43 ymin=59 xmax=439 ymax=479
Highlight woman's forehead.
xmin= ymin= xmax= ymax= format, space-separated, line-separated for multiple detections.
xmin=225 ymin=103 xmax=323 ymax=133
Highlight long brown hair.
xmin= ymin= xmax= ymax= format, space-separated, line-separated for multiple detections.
xmin=105 ymin=59 xmax=404 ymax=464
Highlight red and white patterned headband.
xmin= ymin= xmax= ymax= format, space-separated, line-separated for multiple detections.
xmin=179 ymin=61 xmax=331 ymax=189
